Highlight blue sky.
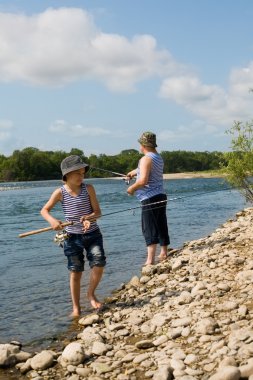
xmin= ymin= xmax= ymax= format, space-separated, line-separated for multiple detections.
xmin=0 ymin=0 xmax=253 ymax=157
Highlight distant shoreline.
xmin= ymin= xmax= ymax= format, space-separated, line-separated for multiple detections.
xmin=104 ymin=171 xmax=225 ymax=181
xmin=163 ymin=171 xmax=225 ymax=179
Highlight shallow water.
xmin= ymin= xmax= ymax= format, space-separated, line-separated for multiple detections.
xmin=0 ymin=177 xmax=246 ymax=353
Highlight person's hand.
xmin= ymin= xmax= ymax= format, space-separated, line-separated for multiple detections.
xmin=126 ymin=170 xmax=136 ymax=179
xmin=51 ymin=219 xmax=63 ymax=231
xmin=127 ymin=186 xmax=135 ymax=196
xmin=80 ymin=215 xmax=92 ymax=231
xmin=82 ymin=220 xmax=91 ymax=231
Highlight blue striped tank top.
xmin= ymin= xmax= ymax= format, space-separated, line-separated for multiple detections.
xmin=61 ymin=183 xmax=99 ymax=234
xmin=135 ymin=152 xmax=165 ymax=201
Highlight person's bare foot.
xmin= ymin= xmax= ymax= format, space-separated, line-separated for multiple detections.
xmin=158 ymin=253 xmax=167 ymax=262
xmin=88 ymin=294 xmax=102 ymax=309
xmin=143 ymin=260 xmax=155 ymax=266
xmin=69 ymin=308 xmax=81 ymax=318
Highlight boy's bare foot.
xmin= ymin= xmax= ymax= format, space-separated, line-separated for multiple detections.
xmin=158 ymin=253 xmax=167 ymax=262
xmin=143 ymin=261 xmax=155 ymax=266
xmin=88 ymin=294 xmax=102 ymax=309
xmin=69 ymin=309 xmax=81 ymax=318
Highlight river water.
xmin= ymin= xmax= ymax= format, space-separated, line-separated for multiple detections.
xmin=0 ymin=177 xmax=247 ymax=354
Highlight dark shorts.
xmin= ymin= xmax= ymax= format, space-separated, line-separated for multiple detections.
xmin=63 ymin=229 xmax=106 ymax=272
xmin=141 ymin=193 xmax=170 ymax=247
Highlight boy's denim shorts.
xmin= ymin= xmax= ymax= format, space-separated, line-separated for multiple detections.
xmin=63 ymin=229 xmax=106 ymax=272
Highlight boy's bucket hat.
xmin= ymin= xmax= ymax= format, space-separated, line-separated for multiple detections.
xmin=138 ymin=131 xmax=157 ymax=148
xmin=61 ymin=155 xmax=89 ymax=180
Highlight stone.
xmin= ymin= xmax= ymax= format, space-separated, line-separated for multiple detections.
xmin=61 ymin=342 xmax=85 ymax=365
xmin=30 ymin=350 xmax=54 ymax=370
xmin=78 ymin=313 xmax=100 ymax=326
xmin=208 ymin=366 xmax=240 ymax=380
xmin=135 ymin=340 xmax=154 ymax=349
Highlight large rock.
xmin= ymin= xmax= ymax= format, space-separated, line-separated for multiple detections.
xmin=0 ymin=344 xmax=19 ymax=367
xmin=30 ymin=350 xmax=54 ymax=370
xmin=208 ymin=366 xmax=240 ymax=380
xmin=61 ymin=342 xmax=86 ymax=365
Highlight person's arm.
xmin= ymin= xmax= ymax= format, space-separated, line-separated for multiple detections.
xmin=80 ymin=184 xmax=102 ymax=222
xmin=127 ymin=156 xmax=152 ymax=195
xmin=126 ymin=169 xmax=137 ymax=179
xmin=40 ymin=188 xmax=63 ymax=230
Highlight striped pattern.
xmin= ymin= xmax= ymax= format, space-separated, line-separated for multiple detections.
xmin=135 ymin=152 xmax=165 ymax=201
xmin=61 ymin=183 xmax=98 ymax=234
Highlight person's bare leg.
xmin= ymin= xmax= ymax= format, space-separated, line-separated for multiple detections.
xmin=70 ymin=271 xmax=82 ymax=317
xmin=87 ymin=266 xmax=104 ymax=309
xmin=144 ymin=244 xmax=156 ymax=265
xmin=158 ymin=245 xmax=168 ymax=261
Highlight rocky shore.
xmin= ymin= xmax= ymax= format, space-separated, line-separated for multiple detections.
xmin=2 ymin=206 xmax=253 ymax=380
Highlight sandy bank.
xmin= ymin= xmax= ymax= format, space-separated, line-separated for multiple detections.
xmin=104 ymin=172 xmax=225 ymax=180
xmin=163 ymin=172 xmax=225 ymax=180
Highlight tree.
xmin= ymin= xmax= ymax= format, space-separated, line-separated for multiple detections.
xmin=224 ymin=120 xmax=253 ymax=202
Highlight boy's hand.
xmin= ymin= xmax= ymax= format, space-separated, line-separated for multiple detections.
xmin=82 ymin=220 xmax=91 ymax=231
xmin=51 ymin=219 xmax=63 ymax=231
xmin=127 ymin=186 xmax=135 ymax=196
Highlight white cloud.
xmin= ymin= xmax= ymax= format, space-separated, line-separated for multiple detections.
xmin=158 ymin=119 xmax=224 ymax=144
xmin=0 ymin=7 xmax=178 ymax=91
xmin=0 ymin=6 xmax=252 ymax=128
xmin=159 ymin=63 xmax=253 ymax=126
xmin=0 ymin=120 xmax=13 ymax=140
xmin=49 ymin=119 xmax=111 ymax=137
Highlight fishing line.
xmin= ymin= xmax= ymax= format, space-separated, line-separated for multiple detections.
xmin=99 ymin=186 xmax=234 ymax=219
xmin=89 ymin=166 xmax=131 ymax=184
xmin=18 ymin=186 xmax=234 ymax=240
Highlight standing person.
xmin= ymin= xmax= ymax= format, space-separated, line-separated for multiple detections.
xmin=127 ymin=132 xmax=170 ymax=265
xmin=41 ymin=155 xmax=106 ymax=317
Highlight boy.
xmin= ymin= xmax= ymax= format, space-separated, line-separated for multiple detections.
xmin=127 ymin=132 xmax=170 ymax=265
xmin=41 ymin=155 xmax=106 ymax=316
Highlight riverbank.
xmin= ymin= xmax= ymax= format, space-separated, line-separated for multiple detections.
xmin=2 ymin=206 xmax=253 ymax=380
xmin=163 ymin=171 xmax=225 ymax=179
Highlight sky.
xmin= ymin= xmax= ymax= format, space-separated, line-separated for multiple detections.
xmin=0 ymin=0 xmax=253 ymax=157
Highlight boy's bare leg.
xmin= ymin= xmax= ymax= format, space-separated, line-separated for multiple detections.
xmin=87 ymin=266 xmax=104 ymax=309
xmin=158 ymin=245 xmax=168 ymax=261
xmin=70 ymin=271 xmax=82 ymax=317
xmin=145 ymin=244 xmax=156 ymax=265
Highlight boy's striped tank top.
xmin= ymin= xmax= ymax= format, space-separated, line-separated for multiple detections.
xmin=61 ymin=183 xmax=99 ymax=234
xmin=135 ymin=152 xmax=165 ymax=201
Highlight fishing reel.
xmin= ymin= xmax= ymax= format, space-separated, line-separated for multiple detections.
xmin=54 ymin=229 xmax=69 ymax=247
xmin=123 ymin=177 xmax=131 ymax=185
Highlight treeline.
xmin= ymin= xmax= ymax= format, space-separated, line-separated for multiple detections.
xmin=0 ymin=147 xmax=227 ymax=182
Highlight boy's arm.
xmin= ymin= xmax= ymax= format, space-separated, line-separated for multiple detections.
xmin=81 ymin=184 xmax=101 ymax=222
xmin=127 ymin=156 xmax=151 ymax=195
xmin=126 ymin=168 xmax=137 ymax=179
xmin=40 ymin=188 xmax=63 ymax=230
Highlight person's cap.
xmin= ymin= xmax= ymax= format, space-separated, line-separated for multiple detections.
xmin=138 ymin=131 xmax=157 ymax=148
xmin=61 ymin=155 xmax=89 ymax=180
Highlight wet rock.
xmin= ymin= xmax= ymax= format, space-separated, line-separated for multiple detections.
xmin=78 ymin=313 xmax=100 ymax=326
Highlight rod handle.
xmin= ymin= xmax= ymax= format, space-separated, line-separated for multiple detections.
xmin=18 ymin=221 xmax=73 ymax=238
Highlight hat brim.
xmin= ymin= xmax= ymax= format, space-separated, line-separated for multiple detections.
xmin=138 ymin=138 xmax=157 ymax=148
xmin=62 ymin=163 xmax=89 ymax=180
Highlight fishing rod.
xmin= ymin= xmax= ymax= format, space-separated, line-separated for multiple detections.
xmin=90 ymin=167 xmax=131 ymax=184
xmin=17 ymin=201 xmax=167 ymax=239
xmin=98 ymin=186 xmax=234 ymax=218
xmin=18 ymin=186 xmax=233 ymax=239
xmin=18 ymin=221 xmax=74 ymax=238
